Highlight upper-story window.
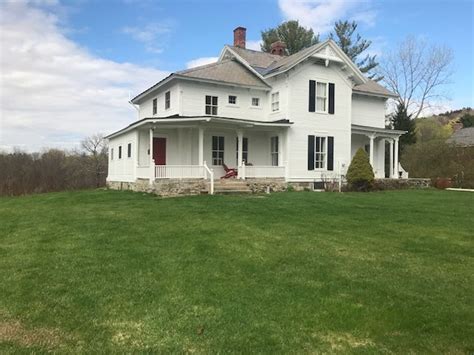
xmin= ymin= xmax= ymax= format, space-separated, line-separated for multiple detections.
xmin=127 ymin=143 xmax=132 ymax=158
xmin=271 ymin=92 xmax=279 ymax=112
xmin=205 ymin=95 xmax=218 ymax=115
xmin=228 ymin=95 xmax=237 ymax=105
xmin=110 ymin=148 xmax=114 ymax=160
xmin=118 ymin=146 xmax=122 ymax=159
xmin=152 ymin=98 xmax=157 ymax=115
xmin=316 ymin=82 xmax=328 ymax=112
xmin=251 ymin=97 xmax=260 ymax=107
xmin=165 ymin=91 xmax=170 ymax=109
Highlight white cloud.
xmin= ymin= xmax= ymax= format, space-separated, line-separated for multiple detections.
xmin=0 ymin=1 xmax=168 ymax=152
xmin=185 ymin=57 xmax=218 ymax=69
xmin=122 ymin=22 xmax=174 ymax=54
xmin=278 ymin=0 xmax=377 ymax=34
xmin=246 ymin=40 xmax=262 ymax=51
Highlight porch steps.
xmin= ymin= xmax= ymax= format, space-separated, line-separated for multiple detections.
xmin=213 ymin=179 xmax=252 ymax=195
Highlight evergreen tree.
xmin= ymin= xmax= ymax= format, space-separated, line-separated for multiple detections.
xmin=261 ymin=20 xmax=319 ymax=55
xmin=329 ymin=20 xmax=381 ymax=81
xmin=346 ymin=148 xmax=374 ymax=191
xmin=391 ymin=103 xmax=416 ymax=150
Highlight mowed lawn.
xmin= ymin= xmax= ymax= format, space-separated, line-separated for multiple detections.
xmin=0 ymin=190 xmax=473 ymax=353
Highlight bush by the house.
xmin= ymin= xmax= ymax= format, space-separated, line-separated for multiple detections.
xmin=346 ymin=148 xmax=375 ymax=191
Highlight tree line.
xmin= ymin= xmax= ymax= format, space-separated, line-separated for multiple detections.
xmin=0 ymin=134 xmax=108 ymax=196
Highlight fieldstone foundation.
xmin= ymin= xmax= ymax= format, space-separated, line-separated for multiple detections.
xmin=373 ymin=178 xmax=431 ymax=190
xmin=107 ymin=178 xmax=208 ymax=197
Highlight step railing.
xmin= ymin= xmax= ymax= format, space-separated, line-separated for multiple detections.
xmin=203 ymin=161 xmax=214 ymax=195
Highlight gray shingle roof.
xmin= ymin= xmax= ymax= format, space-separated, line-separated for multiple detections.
xmin=228 ymin=46 xmax=283 ymax=69
xmin=353 ymin=80 xmax=397 ymax=98
xmin=176 ymin=59 xmax=269 ymax=88
xmin=447 ymin=127 xmax=474 ymax=146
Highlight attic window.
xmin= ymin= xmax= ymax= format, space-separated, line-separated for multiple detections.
xmin=252 ymin=97 xmax=260 ymax=107
xmin=205 ymin=95 xmax=218 ymax=115
xmin=152 ymin=98 xmax=157 ymax=115
xmin=228 ymin=95 xmax=237 ymax=105
xmin=165 ymin=91 xmax=170 ymax=109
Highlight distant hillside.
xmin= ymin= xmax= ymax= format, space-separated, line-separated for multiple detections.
xmin=420 ymin=107 xmax=473 ymax=130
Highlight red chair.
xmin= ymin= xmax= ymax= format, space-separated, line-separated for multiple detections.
xmin=221 ymin=163 xmax=238 ymax=179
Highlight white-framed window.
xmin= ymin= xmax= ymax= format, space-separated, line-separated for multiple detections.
xmin=314 ymin=136 xmax=327 ymax=169
xmin=165 ymin=91 xmax=170 ymax=109
xmin=212 ymin=136 xmax=224 ymax=165
xmin=127 ymin=143 xmax=132 ymax=158
xmin=251 ymin=97 xmax=260 ymax=107
xmin=118 ymin=145 xmax=122 ymax=159
xmin=235 ymin=137 xmax=248 ymax=165
xmin=228 ymin=95 xmax=237 ymax=105
xmin=271 ymin=136 xmax=279 ymax=166
xmin=271 ymin=92 xmax=279 ymax=112
xmin=316 ymin=82 xmax=328 ymax=112
xmin=110 ymin=148 xmax=114 ymax=160
xmin=152 ymin=98 xmax=157 ymax=115
xmin=205 ymin=95 xmax=218 ymax=115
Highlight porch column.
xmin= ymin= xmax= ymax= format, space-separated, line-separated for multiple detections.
xmin=149 ymin=128 xmax=154 ymax=184
xmin=278 ymin=132 xmax=284 ymax=166
xmin=389 ymin=139 xmax=394 ymax=178
xmin=198 ymin=127 xmax=204 ymax=166
xmin=237 ymin=130 xmax=243 ymax=166
xmin=369 ymin=134 xmax=375 ymax=168
xmin=394 ymin=137 xmax=399 ymax=178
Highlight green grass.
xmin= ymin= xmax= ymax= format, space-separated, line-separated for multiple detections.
xmin=0 ymin=189 xmax=473 ymax=353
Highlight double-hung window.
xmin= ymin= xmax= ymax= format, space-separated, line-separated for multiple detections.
xmin=316 ymin=82 xmax=328 ymax=112
xmin=118 ymin=146 xmax=122 ymax=159
xmin=228 ymin=95 xmax=237 ymax=105
xmin=212 ymin=136 xmax=224 ymax=165
xmin=314 ymin=136 xmax=327 ymax=169
xmin=165 ymin=91 xmax=170 ymax=109
xmin=127 ymin=143 xmax=132 ymax=158
xmin=271 ymin=92 xmax=279 ymax=112
xmin=205 ymin=95 xmax=218 ymax=115
xmin=271 ymin=136 xmax=279 ymax=166
xmin=235 ymin=137 xmax=248 ymax=164
xmin=152 ymin=98 xmax=157 ymax=115
xmin=251 ymin=97 xmax=260 ymax=107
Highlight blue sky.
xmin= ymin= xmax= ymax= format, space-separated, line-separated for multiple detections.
xmin=0 ymin=0 xmax=473 ymax=151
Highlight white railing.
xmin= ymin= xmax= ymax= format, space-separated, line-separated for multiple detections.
xmin=155 ymin=165 xmax=205 ymax=179
xmin=239 ymin=164 xmax=286 ymax=179
xmin=203 ymin=161 xmax=214 ymax=195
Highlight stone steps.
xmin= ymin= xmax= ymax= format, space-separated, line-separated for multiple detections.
xmin=213 ymin=179 xmax=252 ymax=195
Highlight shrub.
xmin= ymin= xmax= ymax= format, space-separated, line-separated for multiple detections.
xmin=346 ymin=148 xmax=375 ymax=191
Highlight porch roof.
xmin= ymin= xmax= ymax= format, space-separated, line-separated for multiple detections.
xmin=351 ymin=124 xmax=406 ymax=138
xmin=106 ymin=115 xmax=293 ymax=139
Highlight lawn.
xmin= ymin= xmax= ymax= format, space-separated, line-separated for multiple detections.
xmin=0 ymin=189 xmax=473 ymax=353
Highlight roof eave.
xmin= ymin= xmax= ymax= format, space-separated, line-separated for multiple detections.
xmin=174 ymin=73 xmax=271 ymax=90
xmin=352 ymin=89 xmax=398 ymax=99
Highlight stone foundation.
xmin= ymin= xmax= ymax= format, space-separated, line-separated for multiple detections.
xmin=373 ymin=178 xmax=431 ymax=190
xmin=245 ymin=178 xmax=287 ymax=193
xmin=107 ymin=178 xmax=208 ymax=197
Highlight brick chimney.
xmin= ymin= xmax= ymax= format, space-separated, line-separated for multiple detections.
xmin=233 ymin=26 xmax=246 ymax=49
xmin=271 ymin=41 xmax=287 ymax=56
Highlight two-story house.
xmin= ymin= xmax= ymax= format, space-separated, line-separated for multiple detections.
xmin=106 ymin=27 xmax=405 ymax=194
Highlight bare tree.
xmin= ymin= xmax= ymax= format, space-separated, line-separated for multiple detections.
xmin=81 ymin=134 xmax=108 ymax=187
xmin=378 ymin=36 xmax=453 ymax=119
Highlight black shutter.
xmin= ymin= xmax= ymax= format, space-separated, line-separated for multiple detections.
xmin=328 ymin=83 xmax=335 ymax=114
xmin=327 ymin=136 xmax=334 ymax=171
xmin=308 ymin=135 xmax=315 ymax=170
xmin=309 ymin=80 xmax=316 ymax=112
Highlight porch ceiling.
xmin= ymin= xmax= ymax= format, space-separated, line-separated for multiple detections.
xmin=351 ymin=124 xmax=406 ymax=138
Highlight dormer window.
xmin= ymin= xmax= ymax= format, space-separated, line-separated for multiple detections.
xmin=271 ymin=92 xmax=279 ymax=112
xmin=251 ymin=97 xmax=260 ymax=107
xmin=152 ymin=98 xmax=157 ymax=115
xmin=205 ymin=95 xmax=218 ymax=115
xmin=165 ymin=91 xmax=170 ymax=109
xmin=228 ymin=95 xmax=237 ymax=105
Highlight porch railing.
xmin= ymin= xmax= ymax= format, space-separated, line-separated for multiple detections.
xmin=155 ymin=165 xmax=205 ymax=179
xmin=239 ymin=164 xmax=286 ymax=179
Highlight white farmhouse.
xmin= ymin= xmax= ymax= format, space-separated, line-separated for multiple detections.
xmin=106 ymin=27 xmax=405 ymax=194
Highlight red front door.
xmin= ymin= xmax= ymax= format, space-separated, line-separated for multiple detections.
xmin=153 ymin=137 xmax=166 ymax=165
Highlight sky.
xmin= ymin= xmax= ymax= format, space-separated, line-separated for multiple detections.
xmin=0 ymin=0 xmax=473 ymax=152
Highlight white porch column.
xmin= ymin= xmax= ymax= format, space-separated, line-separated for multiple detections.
xmin=149 ymin=128 xmax=154 ymax=184
xmin=237 ymin=129 xmax=243 ymax=166
xmin=389 ymin=139 xmax=394 ymax=178
xmin=369 ymin=134 xmax=375 ymax=168
xmin=278 ymin=132 xmax=284 ymax=166
xmin=198 ymin=127 xmax=204 ymax=166
xmin=394 ymin=137 xmax=399 ymax=178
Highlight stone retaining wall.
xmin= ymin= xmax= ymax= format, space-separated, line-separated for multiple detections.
xmin=107 ymin=179 xmax=208 ymax=197
xmin=373 ymin=178 xmax=431 ymax=190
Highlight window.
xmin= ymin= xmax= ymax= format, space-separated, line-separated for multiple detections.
xmin=152 ymin=98 xmax=157 ymax=115
xmin=271 ymin=92 xmax=279 ymax=112
xmin=127 ymin=143 xmax=132 ymax=158
xmin=235 ymin=137 xmax=248 ymax=165
xmin=205 ymin=95 xmax=218 ymax=115
xmin=314 ymin=136 xmax=327 ymax=169
xmin=316 ymin=82 xmax=327 ymax=112
xmin=110 ymin=148 xmax=114 ymax=160
xmin=165 ymin=91 xmax=170 ymax=109
xmin=212 ymin=136 xmax=224 ymax=165
xmin=271 ymin=136 xmax=279 ymax=166
xmin=118 ymin=146 xmax=122 ymax=159
xmin=228 ymin=95 xmax=237 ymax=105
xmin=251 ymin=97 xmax=260 ymax=107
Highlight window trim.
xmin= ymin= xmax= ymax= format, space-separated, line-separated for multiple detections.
xmin=251 ymin=97 xmax=260 ymax=107
xmin=165 ymin=91 xmax=170 ymax=110
xmin=211 ymin=135 xmax=225 ymax=166
xmin=314 ymin=136 xmax=328 ymax=170
xmin=270 ymin=136 xmax=279 ymax=166
xmin=271 ymin=92 xmax=280 ymax=112
xmin=205 ymin=95 xmax=218 ymax=116
xmin=152 ymin=98 xmax=157 ymax=115
xmin=228 ymin=95 xmax=237 ymax=105
xmin=315 ymin=80 xmax=329 ymax=114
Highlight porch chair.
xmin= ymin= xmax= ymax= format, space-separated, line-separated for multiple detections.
xmin=221 ymin=163 xmax=238 ymax=179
